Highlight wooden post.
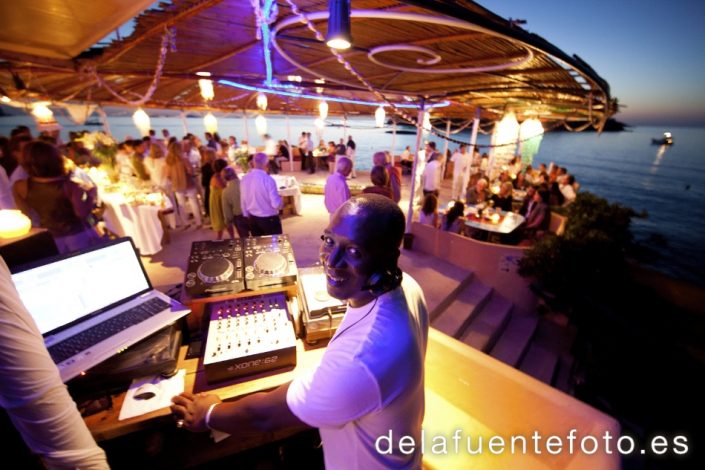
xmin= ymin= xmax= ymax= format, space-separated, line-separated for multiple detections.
xmin=286 ymin=114 xmax=293 ymax=172
xmin=405 ymin=102 xmax=426 ymax=236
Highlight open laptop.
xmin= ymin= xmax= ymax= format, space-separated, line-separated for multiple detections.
xmin=10 ymin=237 xmax=190 ymax=383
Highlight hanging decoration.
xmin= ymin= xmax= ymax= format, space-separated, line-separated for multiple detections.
xmin=89 ymin=28 xmax=174 ymax=106
xmin=519 ymin=117 xmax=544 ymax=165
xmin=132 ymin=108 xmax=151 ymax=137
xmin=204 ymin=112 xmax=218 ymax=134
xmin=255 ymin=114 xmax=267 ymax=135
xmin=58 ymin=102 xmax=97 ymax=125
xmin=318 ymin=100 xmax=328 ymax=120
xmin=198 ymin=72 xmax=215 ymax=101
xmin=251 ymin=0 xmax=279 ymax=84
xmin=375 ymin=106 xmax=386 ymax=127
xmin=256 ymin=92 xmax=268 ymax=111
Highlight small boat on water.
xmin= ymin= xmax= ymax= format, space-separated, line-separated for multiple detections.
xmin=651 ymin=132 xmax=673 ymax=145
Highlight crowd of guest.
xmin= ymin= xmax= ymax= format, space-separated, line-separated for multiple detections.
xmin=412 ymin=141 xmax=581 ymax=245
xmin=0 ymin=126 xmax=294 ymax=254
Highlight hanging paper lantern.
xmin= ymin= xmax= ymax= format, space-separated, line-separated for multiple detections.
xmin=318 ymin=100 xmax=328 ymax=120
xmin=0 ymin=210 xmax=32 ymax=238
xmin=519 ymin=117 xmax=544 ymax=165
xmin=31 ymin=102 xmax=54 ymax=123
xmin=199 ymin=79 xmax=214 ymax=101
xmin=204 ymin=112 xmax=218 ymax=133
xmin=132 ymin=108 xmax=151 ymax=137
xmin=375 ymin=106 xmax=386 ymax=127
xmin=197 ymin=71 xmax=214 ymax=101
xmin=255 ymin=114 xmax=267 ymax=136
xmin=256 ymin=92 xmax=268 ymax=111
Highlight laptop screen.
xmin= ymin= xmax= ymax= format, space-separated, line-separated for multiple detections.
xmin=11 ymin=238 xmax=151 ymax=335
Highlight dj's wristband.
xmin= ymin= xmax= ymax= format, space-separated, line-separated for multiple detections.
xmin=205 ymin=403 xmax=219 ymax=430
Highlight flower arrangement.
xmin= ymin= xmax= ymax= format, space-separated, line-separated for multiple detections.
xmin=233 ymin=146 xmax=251 ymax=173
xmin=76 ymin=131 xmax=118 ymax=168
xmin=75 ymin=131 xmax=119 ymax=181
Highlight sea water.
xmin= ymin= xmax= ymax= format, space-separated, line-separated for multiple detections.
xmin=2 ymin=114 xmax=703 ymax=287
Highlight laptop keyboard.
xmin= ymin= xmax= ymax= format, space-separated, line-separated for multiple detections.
xmin=47 ymin=298 xmax=170 ymax=364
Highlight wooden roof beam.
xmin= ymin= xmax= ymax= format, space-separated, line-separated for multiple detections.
xmin=98 ymin=0 xmax=225 ymax=65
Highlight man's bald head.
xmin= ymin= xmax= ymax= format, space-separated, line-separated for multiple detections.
xmin=336 ymin=156 xmax=352 ymax=176
xmin=335 ymin=194 xmax=405 ymax=259
xmin=253 ymin=152 xmax=269 ymax=168
xmin=372 ymin=151 xmax=387 ymax=166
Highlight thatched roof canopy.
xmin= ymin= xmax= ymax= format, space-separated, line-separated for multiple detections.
xmin=0 ymin=0 xmax=615 ymax=129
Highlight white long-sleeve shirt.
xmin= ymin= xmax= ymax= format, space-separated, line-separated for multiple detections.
xmin=324 ymin=172 xmax=350 ymax=214
xmin=0 ymin=258 xmax=108 ymax=469
xmin=240 ymin=168 xmax=282 ymax=217
xmin=422 ymin=159 xmax=442 ymax=192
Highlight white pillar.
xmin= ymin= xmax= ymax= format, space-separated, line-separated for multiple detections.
xmin=286 ymin=114 xmax=293 ymax=172
xmin=389 ymin=119 xmax=397 ymax=165
xmin=405 ymin=103 xmax=426 ymax=235
xmin=243 ymin=109 xmax=250 ymax=142
xmin=467 ymin=107 xmax=481 ymax=183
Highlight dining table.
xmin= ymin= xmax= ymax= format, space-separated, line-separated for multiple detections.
xmin=271 ymin=174 xmax=302 ymax=216
xmin=464 ymin=206 xmax=525 ymax=235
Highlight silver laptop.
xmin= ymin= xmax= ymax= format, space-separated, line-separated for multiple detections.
xmin=10 ymin=237 xmax=190 ymax=382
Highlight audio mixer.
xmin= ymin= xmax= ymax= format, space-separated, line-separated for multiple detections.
xmin=202 ymin=293 xmax=297 ymax=383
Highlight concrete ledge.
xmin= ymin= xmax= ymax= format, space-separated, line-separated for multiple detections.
xmin=411 ymin=222 xmax=537 ymax=312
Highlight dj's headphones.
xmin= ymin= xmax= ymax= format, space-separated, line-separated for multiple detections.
xmin=363 ymin=267 xmax=403 ymax=295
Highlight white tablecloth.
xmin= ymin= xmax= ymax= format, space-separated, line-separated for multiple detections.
xmin=271 ymin=175 xmax=302 ymax=215
xmin=101 ymin=192 xmax=172 ymax=255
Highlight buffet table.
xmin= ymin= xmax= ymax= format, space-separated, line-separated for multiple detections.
xmin=101 ymin=190 xmax=173 ymax=256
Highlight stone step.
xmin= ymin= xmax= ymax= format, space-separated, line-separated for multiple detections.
xmin=431 ymin=281 xmax=492 ymax=338
xmin=489 ymin=313 xmax=539 ymax=367
xmin=460 ymin=294 xmax=513 ymax=352
xmin=398 ymin=250 xmax=474 ymax=319
xmin=532 ymin=317 xmax=577 ymax=355
xmin=553 ymin=354 xmax=575 ymax=394
xmin=518 ymin=343 xmax=559 ymax=385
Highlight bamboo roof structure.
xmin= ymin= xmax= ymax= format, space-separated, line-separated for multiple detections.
xmin=0 ymin=0 xmax=617 ymax=131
